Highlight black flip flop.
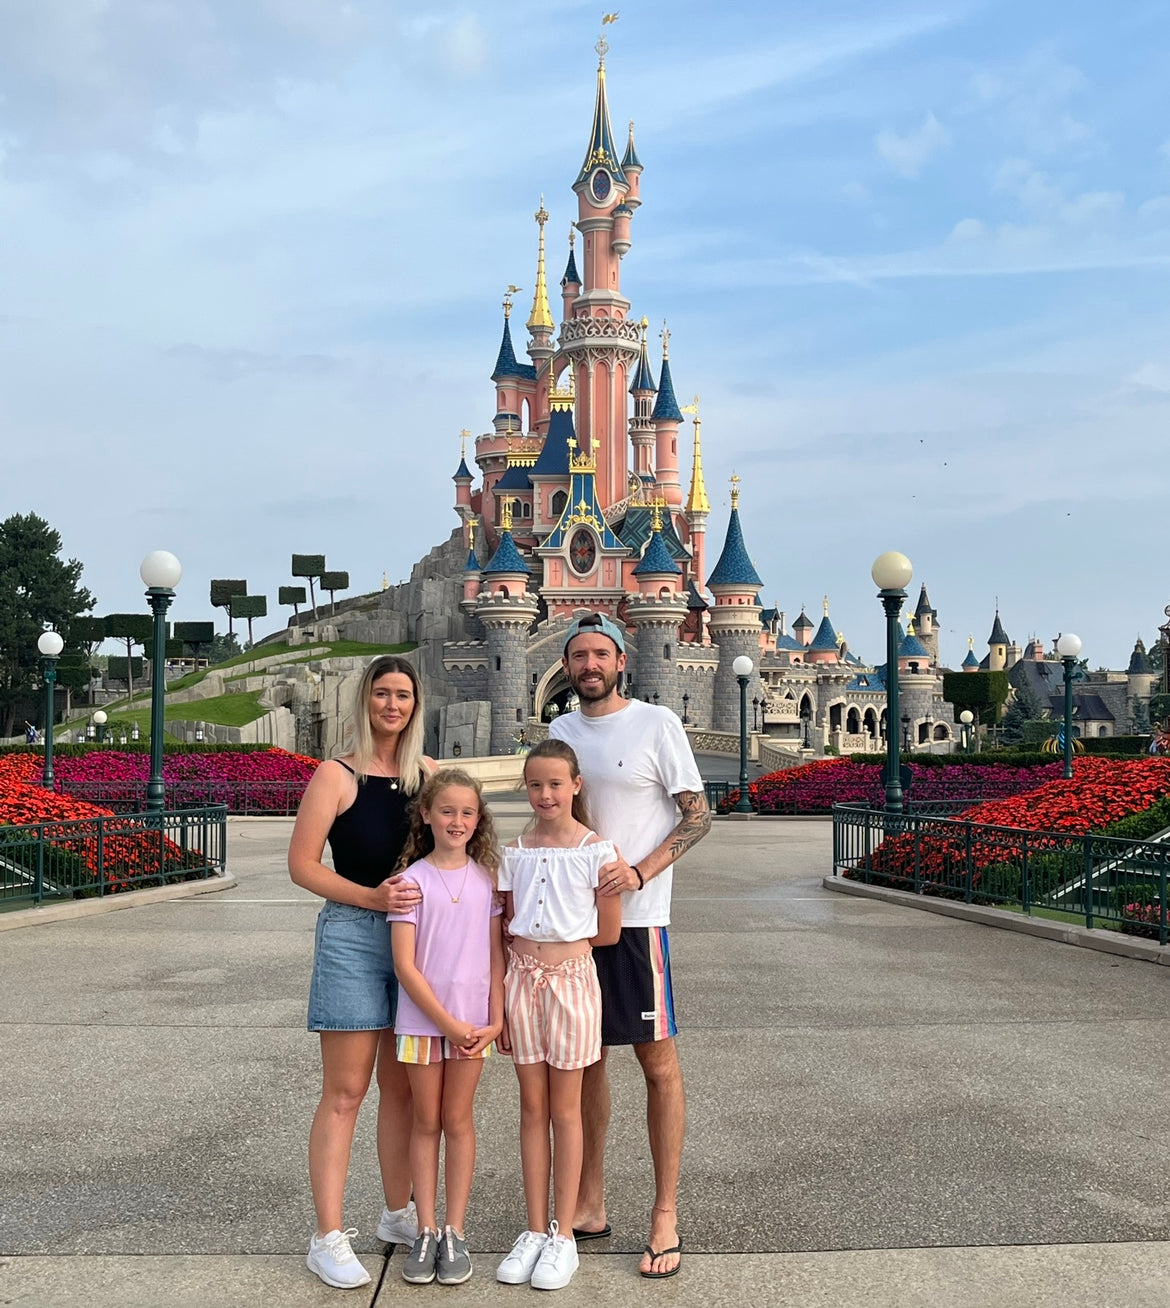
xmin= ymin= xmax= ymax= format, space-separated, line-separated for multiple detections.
xmin=640 ymin=1237 xmax=682 ymax=1279
xmin=572 ymin=1224 xmax=612 ymax=1242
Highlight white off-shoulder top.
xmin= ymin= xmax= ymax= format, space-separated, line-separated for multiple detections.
xmin=498 ymin=831 xmax=616 ymax=944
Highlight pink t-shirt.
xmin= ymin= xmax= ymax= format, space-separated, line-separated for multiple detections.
xmin=391 ymin=857 xmax=502 ymax=1038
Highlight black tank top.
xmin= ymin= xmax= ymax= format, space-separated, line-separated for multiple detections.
xmin=326 ymin=762 xmax=414 ymax=889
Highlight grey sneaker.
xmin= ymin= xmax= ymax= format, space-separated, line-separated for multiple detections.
xmin=436 ymin=1225 xmax=473 ymax=1286
xmin=377 ymin=1200 xmax=418 ymax=1246
xmin=402 ymin=1227 xmax=440 ymax=1284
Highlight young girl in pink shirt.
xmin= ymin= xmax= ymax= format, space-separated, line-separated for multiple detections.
xmin=390 ymin=768 xmax=504 ymax=1287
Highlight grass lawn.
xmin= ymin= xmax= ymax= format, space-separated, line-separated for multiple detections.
xmin=66 ymin=639 xmax=417 ymax=723
xmin=85 ymin=691 xmax=269 ymax=738
xmin=993 ymin=901 xmax=1124 ymax=931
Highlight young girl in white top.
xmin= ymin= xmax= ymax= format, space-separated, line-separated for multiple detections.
xmin=495 ymin=739 xmax=622 ymax=1292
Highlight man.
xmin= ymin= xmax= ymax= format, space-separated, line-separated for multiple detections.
xmin=549 ymin=612 xmax=711 ymax=1280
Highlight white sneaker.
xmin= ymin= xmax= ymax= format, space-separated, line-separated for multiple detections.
xmin=530 ymin=1220 xmax=578 ymax=1291
xmin=376 ymin=1200 xmax=419 ymax=1245
xmin=496 ymin=1229 xmax=549 ymax=1284
xmin=307 ymin=1227 xmax=371 ymax=1289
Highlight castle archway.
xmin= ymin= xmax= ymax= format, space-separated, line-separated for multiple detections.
xmin=534 ymin=660 xmax=574 ymax=720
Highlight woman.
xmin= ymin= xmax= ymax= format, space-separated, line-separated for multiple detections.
xmin=289 ymin=655 xmax=435 ymax=1290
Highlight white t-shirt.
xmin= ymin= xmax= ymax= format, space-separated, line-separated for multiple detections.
xmin=549 ymin=699 xmax=703 ymax=927
xmin=498 ymin=834 xmax=616 ymax=943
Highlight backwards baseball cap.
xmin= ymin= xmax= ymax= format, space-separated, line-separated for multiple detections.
xmin=562 ymin=612 xmax=626 ymax=655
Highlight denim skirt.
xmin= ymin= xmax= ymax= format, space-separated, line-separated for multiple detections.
xmin=307 ymin=900 xmax=399 ymax=1032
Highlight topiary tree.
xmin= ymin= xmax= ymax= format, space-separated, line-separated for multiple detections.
xmin=279 ymin=585 xmax=307 ymax=621
xmin=942 ymin=670 xmax=1011 ymax=749
xmin=230 ymin=594 xmax=268 ymax=647
xmin=210 ymin=579 xmax=247 ymax=639
xmin=291 ymin=555 xmax=325 ymax=620
xmin=174 ymin=621 xmax=214 ymax=660
xmin=1001 ymin=677 xmax=1048 ymax=746
xmin=108 ymin=656 xmax=145 ymax=690
xmin=105 ymin=613 xmax=157 ymax=704
xmin=320 ymin=570 xmax=349 ymax=616
xmin=71 ymin=615 xmax=108 ymax=705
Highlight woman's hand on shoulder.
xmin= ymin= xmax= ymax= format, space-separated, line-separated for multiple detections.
xmin=375 ymin=874 xmax=423 ymax=916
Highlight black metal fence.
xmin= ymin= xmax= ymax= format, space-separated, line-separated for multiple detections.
xmin=706 ymin=777 xmax=983 ymax=818
xmin=0 ymin=806 xmax=228 ymax=908
xmin=831 ymin=802 xmax=1170 ymax=945
xmin=56 ymin=780 xmax=305 ymax=817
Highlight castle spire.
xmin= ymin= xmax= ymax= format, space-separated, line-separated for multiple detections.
xmin=707 ymin=478 xmax=762 ymax=588
xmin=682 ymin=395 xmax=710 ymax=514
xmin=491 ymin=289 xmax=525 ymax=381
xmin=561 ymin=225 xmax=581 ymax=287
xmin=575 ymin=19 xmax=628 ymax=190
xmin=527 ymin=196 xmax=554 ymax=332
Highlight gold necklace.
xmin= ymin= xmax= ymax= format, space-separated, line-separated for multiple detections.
xmin=434 ymin=860 xmax=471 ymax=904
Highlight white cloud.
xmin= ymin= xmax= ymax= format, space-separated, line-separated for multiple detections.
xmin=875 ymin=112 xmax=949 ymax=178
xmin=949 ymin=217 xmax=987 ymax=242
xmin=971 ymin=51 xmax=1093 ymax=155
xmin=1124 ymin=363 xmax=1170 ymax=393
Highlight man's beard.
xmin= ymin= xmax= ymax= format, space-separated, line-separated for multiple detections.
xmin=568 ymin=665 xmax=621 ymax=702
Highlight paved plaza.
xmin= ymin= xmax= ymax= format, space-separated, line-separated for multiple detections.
xmin=2 ymin=802 xmax=1169 ymax=1306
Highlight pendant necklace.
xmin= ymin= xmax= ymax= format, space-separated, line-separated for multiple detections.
xmin=435 ymin=861 xmax=471 ymax=904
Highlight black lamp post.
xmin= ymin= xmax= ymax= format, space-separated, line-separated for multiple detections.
xmin=93 ymin=709 xmax=108 ymax=744
xmin=752 ymin=696 xmax=760 ymax=732
xmin=733 ymin=655 xmax=754 ymax=813
xmin=801 ymin=705 xmax=811 ymax=749
xmin=1056 ymin=632 xmax=1082 ymax=780
xmin=140 ymin=551 xmax=181 ymax=811
xmin=901 ymin=714 xmax=911 ymax=751
xmin=960 ymin=709 xmax=974 ymax=753
xmin=37 ymin=630 xmax=64 ymax=789
xmin=871 ymin=551 xmax=913 ymax=820
xmin=682 ymin=692 xmax=689 ymax=724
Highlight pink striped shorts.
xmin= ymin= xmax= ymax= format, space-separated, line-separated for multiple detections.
xmin=504 ymin=949 xmax=602 ymax=1071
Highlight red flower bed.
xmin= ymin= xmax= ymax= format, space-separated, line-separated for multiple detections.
xmin=857 ymin=758 xmax=1170 ymax=893
xmin=724 ymin=757 xmax=1063 ymax=813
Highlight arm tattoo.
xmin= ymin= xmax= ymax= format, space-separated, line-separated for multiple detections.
xmin=667 ymin=789 xmax=712 ymax=863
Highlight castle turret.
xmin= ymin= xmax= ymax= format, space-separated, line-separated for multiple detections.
xmin=560 ymin=227 xmax=581 ymax=320
xmin=914 ymin=583 xmax=939 ymax=664
xmin=453 ymin=431 xmax=473 ymax=518
xmin=682 ymin=395 xmax=710 ymax=593
xmin=706 ymin=475 xmax=763 ymax=730
xmin=620 ymin=120 xmax=642 ymax=209
xmin=1128 ymin=636 xmax=1156 ymax=730
xmin=460 ymin=520 xmax=483 ymax=617
xmin=988 ymin=609 xmax=1009 ymax=673
xmin=651 ymin=325 xmax=683 ymax=507
xmin=626 ymin=503 xmax=687 ymax=713
xmin=477 ymin=501 xmax=539 ymax=755
xmin=526 ymin=196 xmax=555 ymax=418
xmin=793 ymin=607 xmax=814 ymax=648
xmin=962 ymin=635 xmax=979 ymax=672
xmin=628 ymin=318 xmax=657 ymax=482
xmin=805 ymin=598 xmax=842 ymax=666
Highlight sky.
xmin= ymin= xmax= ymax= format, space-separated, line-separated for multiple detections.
xmin=1 ymin=0 xmax=1168 ymax=671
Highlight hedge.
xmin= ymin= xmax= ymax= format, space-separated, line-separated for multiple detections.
xmin=0 ymin=742 xmax=279 ymax=758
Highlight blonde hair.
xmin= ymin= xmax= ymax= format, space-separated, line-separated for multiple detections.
xmin=523 ymin=738 xmax=593 ymax=831
xmin=349 ymin=655 xmax=426 ymax=793
xmin=396 ymin=768 xmax=500 ymax=882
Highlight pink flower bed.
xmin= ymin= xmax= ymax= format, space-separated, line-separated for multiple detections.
xmin=52 ymin=748 xmax=320 ymax=786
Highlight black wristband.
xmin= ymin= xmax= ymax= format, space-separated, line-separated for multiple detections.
xmin=633 ymin=865 xmax=645 ymax=890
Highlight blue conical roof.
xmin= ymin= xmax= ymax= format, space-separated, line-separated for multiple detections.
xmin=453 ymin=456 xmax=473 ymax=481
xmin=465 ymin=547 xmax=480 ymax=572
xmin=809 ymin=614 xmax=841 ymax=652
xmin=988 ymin=611 xmax=1009 ymax=645
xmin=899 ymin=631 xmax=929 ymax=659
xmin=630 ymin=336 xmax=656 ymax=393
xmin=482 ymin=529 xmax=531 ymax=576
xmin=575 ymin=61 xmax=628 ymax=189
xmin=530 ymin=406 xmax=576 ymax=478
xmin=707 ymin=507 xmax=762 ymax=589
xmin=1129 ymin=639 xmax=1152 ymax=674
xmin=621 ymin=124 xmax=643 ymax=171
xmin=651 ymin=355 xmax=682 ymax=421
xmin=562 ymin=245 xmax=581 ymax=286
xmin=634 ymin=528 xmax=681 ymax=576
xmin=492 ymin=317 xmax=523 ymax=382
xmin=962 ymin=647 xmax=980 ymax=668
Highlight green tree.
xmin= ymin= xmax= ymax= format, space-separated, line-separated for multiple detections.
xmin=292 ymin=554 xmax=325 ymax=620
xmin=210 ymin=579 xmax=247 ymax=639
xmin=279 ymin=585 xmax=307 ymax=621
xmin=230 ymin=594 xmax=268 ymax=646
xmin=1001 ymin=677 xmax=1048 ymax=746
xmin=71 ymin=615 xmax=108 ymax=705
xmin=0 ymin=513 xmax=95 ymax=736
xmin=105 ymin=614 xmax=157 ymax=706
xmin=209 ymin=632 xmax=242 ymax=663
xmin=320 ymin=570 xmax=349 ymax=616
